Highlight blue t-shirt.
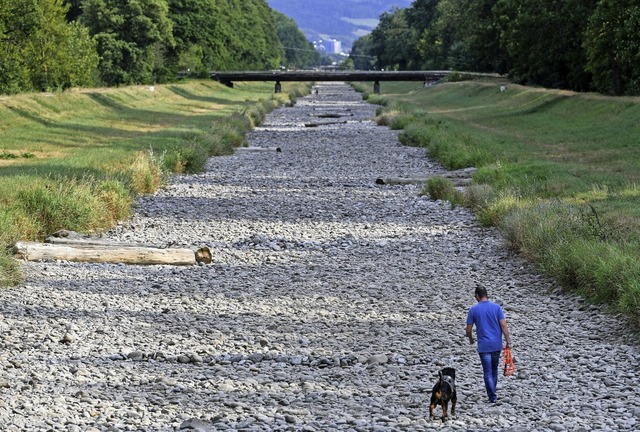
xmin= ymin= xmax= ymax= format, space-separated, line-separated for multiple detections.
xmin=466 ymin=300 xmax=505 ymax=353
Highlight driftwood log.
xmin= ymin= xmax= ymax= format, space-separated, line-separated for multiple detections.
xmin=375 ymin=167 xmax=477 ymax=186
xmin=311 ymin=113 xmax=354 ymax=119
xmin=304 ymin=120 xmax=348 ymax=127
xmin=235 ymin=146 xmax=281 ymax=153
xmin=14 ymin=232 xmax=212 ymax=266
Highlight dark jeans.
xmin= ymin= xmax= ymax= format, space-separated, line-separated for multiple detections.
xmin=479 ymin=351 xmax=501 ymax=402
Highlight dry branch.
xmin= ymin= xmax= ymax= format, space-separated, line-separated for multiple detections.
xmin=235 ymin=147 xmax=281 ymax=153
xmin=375 ymin=167 xmax=477 ymax=186
xmin=304 ymin=121 xmax=348 ymax=127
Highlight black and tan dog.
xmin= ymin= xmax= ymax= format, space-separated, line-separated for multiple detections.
xmin=429 ymin=367 xmax=457 ymax=422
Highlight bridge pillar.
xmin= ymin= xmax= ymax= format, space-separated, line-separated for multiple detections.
xmin=373 ymin=81 xmax=380 ymax=94
xmin=275 ymin=81 xmax=282 ymax=93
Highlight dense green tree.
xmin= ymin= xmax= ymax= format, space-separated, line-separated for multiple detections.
xmin=273 ymin=10 xmax=320 ymax=69
xmin=405 ymin=0 xmax=439 ymax=34
xmin=0 ymin=0 xmax=98 ymax=94
xmin=350 ymin=34 xmax=377 ymax=70
xmin=416 ymin=0 xmax=505 ymax=72
xmin=0 ymin=0 xmax=35 ymax=93
xmin=370 ymin=7 xmax=417 ymax=70
xmin=451 ymin=0 xmax=505 ymax=73
xmin=164 ymin=0 xmax=282 ymax=79
xmin=495 ymin=0 xmax=596 ymax=89
xmin=25 ymin=0 xmax=98 ymax=91
xmin=63 ymin=0 xmax=82 ymax=20
xmin=81 ymin=0 xmax=174 ymax=85
xmin=164 ymin=0 xmax=226 ymax=77
xmin=405 ymin=0 xmax=440 ymax=69
xmin=584 ymin=0 xmax=640 ymax=95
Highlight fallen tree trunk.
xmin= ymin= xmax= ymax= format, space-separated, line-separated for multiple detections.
xmin=375 ymin=168 xmax=477 ymax=186
xmin=312 ymin=113 xmax=354 ymax=118
xmin=304 ymin=121 xmax=348 ymax=127
xmin=376 ymin=177 xmax=473 ymax=186
xmin=235 ymin=146 xmax=281 ymax=153
xmin=14 ymin=241 xmax=212 ymax=266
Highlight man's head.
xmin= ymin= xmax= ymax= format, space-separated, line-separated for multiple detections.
xmin=474 ymin=286 xmax=488 ymax=300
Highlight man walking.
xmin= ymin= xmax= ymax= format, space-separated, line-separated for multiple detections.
xmin=466 ymin=286 xmax=511 ymax=403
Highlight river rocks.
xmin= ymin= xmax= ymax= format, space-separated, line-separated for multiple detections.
xmin=3 ymin=83 xmax=638 ymax=431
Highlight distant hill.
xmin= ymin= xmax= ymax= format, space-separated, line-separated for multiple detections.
xmin=266 ymin=0 xmax=413 ymax=51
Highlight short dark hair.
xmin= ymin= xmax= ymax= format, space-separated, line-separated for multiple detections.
xmin=475 ymin=286 xmax=488 ymax=298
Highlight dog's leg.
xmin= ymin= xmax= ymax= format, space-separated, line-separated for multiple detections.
xmin=442 ymin=401 xmax=448 ymax=422
xmin=451 ymin=394 xmax=457 ymax=417
xmin=429 ymin=402 xmax=435 ymax=420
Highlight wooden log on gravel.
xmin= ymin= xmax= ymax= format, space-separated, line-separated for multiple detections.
xmin=312 ymin=113 xmax=354 ymax=118
xmin=375 ymin=167 xmax=477 ymax=186
xmin=14 ymin=241 xmax=212 ymax=266
xmin=304 ymin=120 xmax=348 ymax=127
xmin=235 ymin=146 xmax=281 ymax=153
xmin=376 ymin=177 xmax=473 ymax=186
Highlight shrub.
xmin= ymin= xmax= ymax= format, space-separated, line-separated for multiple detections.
xmin=389 ymin=114 xmax=417 ymax=130
xmin=463 ymin=183 xmax=496 ymax=211
xmin=475 ymin=189 xmax=522 ymax=227
xmin=94 ymin=179 xmax=132 ymax=224
xmin=428 ymin=131 xmax=493 ymax=170
xmin=422 ymin=177 xmax=464 ymax=207
xmin=129 ymin=148 xmax=164 ymax=194
xmin=0 ymin=249 xmax=22 ymax=286
xmin=546 ymin=240 xmax=640 ymax=319
xmin=376 ymin=110 xmax=402 ymax=127
xmin=16 ymin=180 xmax=99 ymax=238
xmin=162 ymin=132 xmax=210 ymax=174
xmin=399 ymin=122 xmax=433 ymax=147
xmin=245 ymin=104 xmax=267 ymax=127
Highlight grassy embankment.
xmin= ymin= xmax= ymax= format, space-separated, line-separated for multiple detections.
xmin=0 ymin=80 xmax=310 ymax=285
xmin=354 ymin=80 xmax=640 ymax=328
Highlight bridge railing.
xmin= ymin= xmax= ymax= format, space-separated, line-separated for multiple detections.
xmin=210 ymin=70 xmax=502 ymax=94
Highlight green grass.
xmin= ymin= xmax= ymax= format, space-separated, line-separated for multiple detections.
xmin=358 ymin=80 xmax=640 ymax=328
xmin=0 ymin=80 xmax=310 ymax=285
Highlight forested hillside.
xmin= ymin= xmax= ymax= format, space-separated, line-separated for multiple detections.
xmin=267 ymin=0 xmax=412 ymax=49
xmin=0 ymin=0 xmax=316 ymax=94
xmin=352 ymin=0 xmax=640 ymax=96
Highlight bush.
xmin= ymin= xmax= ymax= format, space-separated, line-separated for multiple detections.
xmin=428 ymin=131 xmax=493 ymax=170
xmin=94 ymin=179 xmax=132 ymax=224
xmin=376 ymin=110 xmax=400 ymax=127
xmin=129 ymin=148 xmax=164 ymax=194
xmin=16 ymin=180 xmax=99 ymax=238
xmin=245 ymin=104 xmax=267 ymax=127
xmin=0 ymin=249 xmax=22 ymax=287
xmin=463 ymin=184 xmax=496 ymax=211
xmin=399 ymin=122 xmax=433 ymax=147
xmin=475 ymin=189 xmax=523 ymax=227
xmin=546 ymin=240 xmax=640 ymax=322
xmin=422 ymin=177 xmax=464 ymax=207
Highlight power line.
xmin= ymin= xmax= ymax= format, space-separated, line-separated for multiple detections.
xmin=281 ymin=45 xmax=376 ymax=59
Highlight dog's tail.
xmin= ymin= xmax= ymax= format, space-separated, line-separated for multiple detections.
xmin=438 ymin=370 xmax=444 ymax=387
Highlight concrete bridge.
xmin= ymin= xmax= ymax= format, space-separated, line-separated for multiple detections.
xmin=210 ymin=70 xmax=500 ymax=94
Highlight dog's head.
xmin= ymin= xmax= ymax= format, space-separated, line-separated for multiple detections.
xmin=433 ymin=367 xmax=456 ymax=400
xmin=440 ymin=367 xmax=456 ymax=388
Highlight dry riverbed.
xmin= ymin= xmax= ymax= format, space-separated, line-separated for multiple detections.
xmin=2 ymin=83 xmax=638 ymax=431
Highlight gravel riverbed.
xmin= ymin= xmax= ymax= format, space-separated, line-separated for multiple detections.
xmin=4 ymin=83 xmax=639 ymax=431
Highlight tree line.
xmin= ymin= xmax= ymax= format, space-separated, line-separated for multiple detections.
xmin=0 ymin=0 xmax=320 ymax=94
xmin=350 ymin=0 xmax=640 ymax=96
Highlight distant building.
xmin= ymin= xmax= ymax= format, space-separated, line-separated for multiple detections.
xmin=323 ymin=39 xmax=342 ymax=54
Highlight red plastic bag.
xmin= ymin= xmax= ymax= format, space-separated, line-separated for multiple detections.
xmin=502 ymin=346 xmax=516 ymax=376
